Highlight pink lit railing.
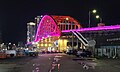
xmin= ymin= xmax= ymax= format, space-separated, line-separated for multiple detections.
xmin=62 ymin=25 xmax=120 ymax=33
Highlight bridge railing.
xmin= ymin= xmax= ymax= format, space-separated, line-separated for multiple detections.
xmin=72 ymin=31 xmax=88 ymax=46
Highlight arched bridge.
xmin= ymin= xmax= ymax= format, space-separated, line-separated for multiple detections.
xmin=34 ymin=15 xmax=120 ymax=43
xmin=34 ymin=15 xmax=81 ymax=42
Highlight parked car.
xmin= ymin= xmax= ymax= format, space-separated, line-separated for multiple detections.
xmin=28 ymin=50 xmax=38 ymax=56
xmin=5 ymin=50 xmax=16 ymax=57
xmin=76 ymin=50 xmax=92 ymax=57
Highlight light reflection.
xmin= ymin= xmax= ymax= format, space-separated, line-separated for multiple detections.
xmin=49 ymin=56 xmax=61 ymax=72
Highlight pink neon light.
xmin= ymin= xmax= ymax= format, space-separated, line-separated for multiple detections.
xmin=27 ymin=42 xmax=32 ymax=44
xmin=62 ymin=25 xmax=120 ymax=32
xmin=34 ymin=16 xmax=45 ymax=42
xmin=34 ymin=15 xmax=61 ymax=42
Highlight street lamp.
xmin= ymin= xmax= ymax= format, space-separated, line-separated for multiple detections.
xmin=96 ymin=15 xmax=99 ymax=18
xmin=89 ymin=9 xmax=97 ymax=27
xmin=96 ymin=15 xmax=102 ymax=23
xmin=92 ymin=9 xmax=97 ymax=13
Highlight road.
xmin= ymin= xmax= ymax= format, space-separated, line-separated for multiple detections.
xmin=0 ymin=53 xmax=120 ymax=72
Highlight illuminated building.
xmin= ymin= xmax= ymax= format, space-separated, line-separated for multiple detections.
xmin=27 ymin=22 xmax=36 ymax=43
xmin=27 ymin=15 xmax=120 ymax=57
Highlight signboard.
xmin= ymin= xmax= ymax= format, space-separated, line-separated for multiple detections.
xmin=88 ymin=40 xmax=96 ymax=47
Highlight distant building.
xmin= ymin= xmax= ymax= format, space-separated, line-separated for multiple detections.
xmin=34 ymin=15 xmax=43 ymax=33
xmin=35 ymin=16 xmax=42 ymax=27
xmin=27 ymin=16 xmax=43 ymax=43
xmin=27 ymin=22 xmax=36 ymax=43
xmin=35 ymin=16 xmax=42 ymax=26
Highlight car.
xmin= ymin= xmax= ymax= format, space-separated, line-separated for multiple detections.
xmin=76 ymin=50 xmax=92 ymax=57
xmin=28 ymin=51 xmax=38 ymax=56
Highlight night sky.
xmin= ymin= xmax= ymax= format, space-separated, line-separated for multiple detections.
xmin=0 ymin=0 xmax=120 ymax=44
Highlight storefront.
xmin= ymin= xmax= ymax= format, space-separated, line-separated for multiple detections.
xmin=95 ymin=46 xmax=120 ymax=58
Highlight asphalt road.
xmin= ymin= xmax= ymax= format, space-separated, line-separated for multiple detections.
xmin=0 ymin=53 xmax=120 ymax=72
xmin=0 ymin=53 xmax=63 ymax=72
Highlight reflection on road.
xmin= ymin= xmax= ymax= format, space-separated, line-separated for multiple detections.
xmin=73 ymin=58 xmax=97 ymax=70
xmin=32 ymin=63 xmax=40 ymax=72
xmin=49 ymin=55 xmax=62 ymax=72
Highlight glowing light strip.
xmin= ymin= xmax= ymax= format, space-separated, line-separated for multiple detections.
xmin=36 ymin=34 xmax=60 ymax=41
xmin=62 ymin=25 xmax=120 ymax=33
xmin=27 ymin=42 xmax=32 ymax=44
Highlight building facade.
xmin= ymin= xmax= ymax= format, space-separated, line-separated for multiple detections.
xmin=27 ymin=22 xmax=36 ymax=43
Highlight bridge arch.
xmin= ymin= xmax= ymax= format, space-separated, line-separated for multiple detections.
xmin=51 ymin=15 xmax=81 ymax=31
xmin=34 ymin=15 xmax=61 ymax=42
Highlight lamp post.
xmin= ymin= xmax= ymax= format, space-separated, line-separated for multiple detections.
xmin=89 ymin=9 xmax=97 ymax=28
xmin=96 ymin=15 xmax=102 ymax=23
